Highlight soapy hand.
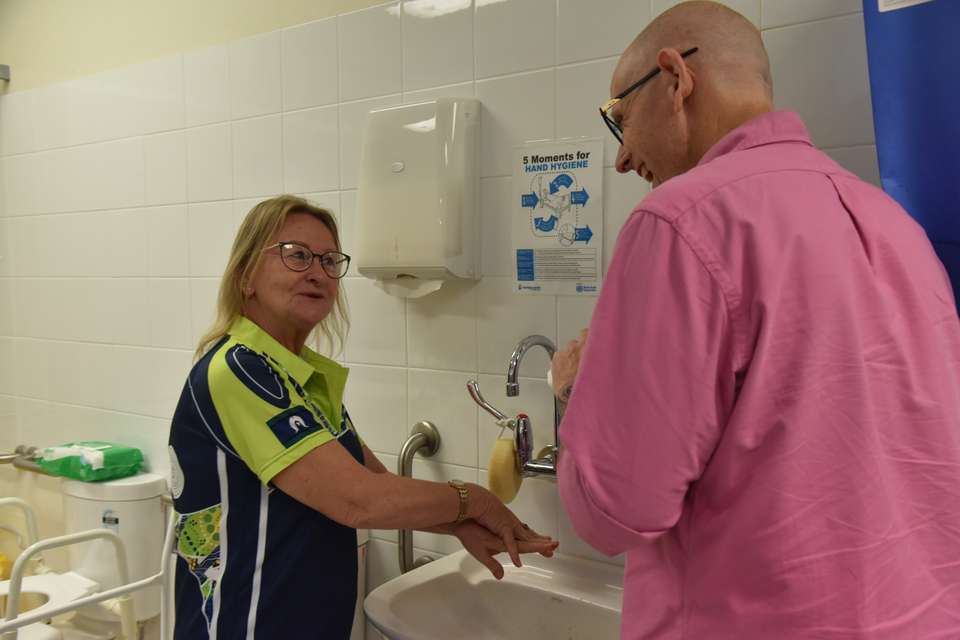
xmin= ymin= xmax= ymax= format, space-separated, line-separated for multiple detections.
xmin=551 ymin=328 xmax=588 ymax=401
xmin=454 ymin=520 xmax=558 ymax=580
xmin=465 ymin=483 xmax=556 ymax=570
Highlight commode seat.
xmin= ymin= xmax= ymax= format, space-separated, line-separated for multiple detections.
xmin=0 ymin=571 xmax=99 ymax=639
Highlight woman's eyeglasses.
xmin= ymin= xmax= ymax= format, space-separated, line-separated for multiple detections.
xmin=263 ymin=242 xmax=351 ymax=279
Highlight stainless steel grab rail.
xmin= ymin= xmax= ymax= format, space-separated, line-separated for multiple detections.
xmin=397 ymin=421 xmax=441 ymax=574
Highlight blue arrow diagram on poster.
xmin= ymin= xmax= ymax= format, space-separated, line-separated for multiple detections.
xmin=863 ymin=0 xmax=960 ymax=306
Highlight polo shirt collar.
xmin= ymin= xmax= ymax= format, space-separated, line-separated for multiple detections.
xmin=699 ymin=110 xmax=813 ymax=167
xmin=228 ymin=317 xmax=348 ymax=397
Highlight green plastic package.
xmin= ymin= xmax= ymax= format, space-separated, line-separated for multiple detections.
xmin=38 ymin=441 xmax=143 ymax=482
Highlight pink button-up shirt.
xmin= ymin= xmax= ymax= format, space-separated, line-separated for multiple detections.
xmin=559 ymin=111 xmax=960 ymax=639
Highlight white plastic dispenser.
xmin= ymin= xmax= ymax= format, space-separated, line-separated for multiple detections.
xmin=355 ymin=98 xmax=479 ymax=298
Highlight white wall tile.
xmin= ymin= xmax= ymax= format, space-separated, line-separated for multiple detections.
xmin=339 ymin=190 xmax=357 ymax=259
xmin=0 ymin=219 xmax=10 ymax=278
xmin=229 ymin=32 xmax=282 ymax=120
xmin=31 ymin=84 xmax=76 ymax=151
xmin=145 ymin=205 xmax=190 ymax=277
xmin=3 ymin=154 xmax=36 ymax=217
xmin=476 ymin=277 xmax=556 ymax=375
xmin=557 ymin=58 xmax=619 ymax=168
xmin=406 ymin=280 xmax=478 ymax=372
xmin=13 ymin=338 xmax=52 ymax=400
xmin=344 ymin=364 xmax=407 ymax=454
xmin=0 ymin=90 xmax=39 ymax=156
xmin=144 ymin=131 xmax=188 ymax=206
xmin=408 ymin=368 xmax=478 ymax=467
xmin=0 ymin=395 xmax=17 ymax=449
xmin=232 ymin=197 xmax=264 ymax=228
xmin=144 ymin=279 xmax=194 ymax=349
xmin=651 ymin=0 xmax=761 ymax=27
xmin=557 ymin=295 xmax=594 ymax=345
xmin=95 ymin=209 xmax=149 ymax=277
xmin=558 ymin=0 xmax=648 ymax=64
xmin=402 ymin=0 xmax=474 ymax=91
xmin=339 ymin=3 xmax=402 ymax=101
xmin=764 ymin=13 xmax=874 ymax=148
xmin=475 ymin=0 xmax=556 ymax=78
xmin=232 ymin=115 xmax=283 ymax=198
xmin=475 ymin=373 xmax=555 ymax=471
xmin=403 ymin=81 xmax=475 ymax=104
xmin=34 ymin=139 xmax=145 ymax=214
xmin=0 ymin=279 xmax=12 ymax=336
xmin=188 ymin=201 xmax=238 ymax=277
xmin=476 ymin=70 xmax=556 ymax=177
xmin=100 ymin=278 xmax=151 ymax=346
xmin=186 ymin=123 xmax=233 ymax=202
xmin=366 ymin=538 xmax=401 ymax=593
xmin=283 ymin=106 xmax=340 ymax=193
xmin=103 ymin=346 xmax=192 ymax=418
xmin=124 ymin=55 xmax=186 ymax=136
xmin=343 ymin=277 xmax=407 ymax=365
xmin=0 ymin=338 xmax=15 ymax=396
xmin=603 ymin=167 xmax=649 ymax=272
xmin=825 ymin=145 xmax=881 ymax=188
xmin=48 ymin=341 xmax=109 ymax=409
xmin=479 ymin=177 xmax=512 ymax=277
xmin=762 ymin=0 xmax=862 ymax=29
xmin=189 ymin=278 xmax=220 ymax=347
xmin=299 ymin=191 xmax=341 ymax=222
xmin=339 ymin=94 xmax=402 ymax=189
xmin=184 ymin=44 xmax=230 ymax=127
xmin=282 ymin=18 xmax=340 ymax=111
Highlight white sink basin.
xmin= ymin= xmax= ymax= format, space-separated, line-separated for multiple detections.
xmin=364 ymin=550 xmax=623 ymax=640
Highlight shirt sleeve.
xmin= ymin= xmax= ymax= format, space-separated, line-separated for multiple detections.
xmin=207 ymin=346 xmax=337 ymax=485
xmin=558 ymin=209 xmax=737 ymax=556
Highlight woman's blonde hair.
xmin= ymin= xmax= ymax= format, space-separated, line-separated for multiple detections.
xmin=195 ymin=195 xmax=350 ymax=360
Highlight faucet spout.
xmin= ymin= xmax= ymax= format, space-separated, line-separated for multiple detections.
xmin=506 ymin=335 xmax=556 ymax=397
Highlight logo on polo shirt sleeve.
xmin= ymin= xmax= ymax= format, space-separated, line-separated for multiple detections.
xmin=226 ymin=344 xmax=291 ymax=410
xmin=266 ymin=406 xmax=322 ymax=448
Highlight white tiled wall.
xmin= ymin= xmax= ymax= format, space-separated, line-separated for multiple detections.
xmin=0 ymin=0 xmax=881 ymax=616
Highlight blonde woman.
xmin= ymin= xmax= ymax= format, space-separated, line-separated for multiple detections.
xmin=168 ymin=195 xmax=556 ymax=639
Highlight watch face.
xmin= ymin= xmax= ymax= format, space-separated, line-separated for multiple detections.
xmin=450 ymin=479 xmax=465 ymax=489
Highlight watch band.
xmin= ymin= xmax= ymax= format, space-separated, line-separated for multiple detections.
xmin=449 ymin=479 xmax=468 ymax=524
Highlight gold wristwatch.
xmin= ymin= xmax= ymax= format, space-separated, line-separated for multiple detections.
xmin=448 ymin=479 xmax=468 ymax=525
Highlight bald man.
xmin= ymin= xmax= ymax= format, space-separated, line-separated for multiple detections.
xmin=551 ymin=2 xmax=960 ymax=638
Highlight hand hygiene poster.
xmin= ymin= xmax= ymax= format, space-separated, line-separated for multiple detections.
xmin=512 ymin=139 xmax=603 ymax=296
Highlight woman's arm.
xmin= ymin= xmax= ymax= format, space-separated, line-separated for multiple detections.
xmin=274 ymin=441 xmax=459 ymax=531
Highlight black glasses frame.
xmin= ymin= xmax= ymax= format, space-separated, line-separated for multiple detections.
xmin=263 ymin=241 xmax=351 ymax=279
xmin=599 ymin=46 xmax=699 ymax=145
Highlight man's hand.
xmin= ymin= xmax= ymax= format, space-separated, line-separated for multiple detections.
xmin=453 ymin=520 xmax=558 ymax=580
xmin=551 ymin=328 xmax=588 ymax=401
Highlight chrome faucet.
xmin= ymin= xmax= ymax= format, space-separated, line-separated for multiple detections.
xmin=506 ymin=335 xmax=563 ymax=476
xmin=466 ymin=335 xmax=563 ymax=479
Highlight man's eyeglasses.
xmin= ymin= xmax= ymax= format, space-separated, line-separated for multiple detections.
xmin=599 ymin=47 xmax=699 ymax=145
xmin=263 ymin=241 xmax=351 ymax=279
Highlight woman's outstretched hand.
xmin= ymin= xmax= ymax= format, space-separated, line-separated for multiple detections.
xmin=463 ymin=483 xmax=558 ymax=570
xmin=453 ymin=520 xmax=558 ymax=580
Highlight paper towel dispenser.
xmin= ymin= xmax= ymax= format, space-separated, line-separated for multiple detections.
xmin=355 ymin=97 xmax=479 ymax=297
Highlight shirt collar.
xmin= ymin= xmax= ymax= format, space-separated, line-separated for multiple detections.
xmin=698 ymin=110 xmax=813 ymax=167
xmin=228 ymin=316 xmax=348 ymax=395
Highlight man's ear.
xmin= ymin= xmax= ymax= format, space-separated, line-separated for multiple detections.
xmin=656 ymin=47 xmax=695 ymax=113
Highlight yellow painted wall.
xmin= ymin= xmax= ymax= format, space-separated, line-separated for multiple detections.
xmin=0 ymin=0 xmax=385 ymax=93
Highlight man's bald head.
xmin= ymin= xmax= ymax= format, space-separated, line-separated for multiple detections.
xmin=614 ymin=1 xmax=772 ymax=103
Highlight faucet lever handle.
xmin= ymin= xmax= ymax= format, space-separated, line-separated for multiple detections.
xmin=466 ymin=379 xmax=511 ymax=423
